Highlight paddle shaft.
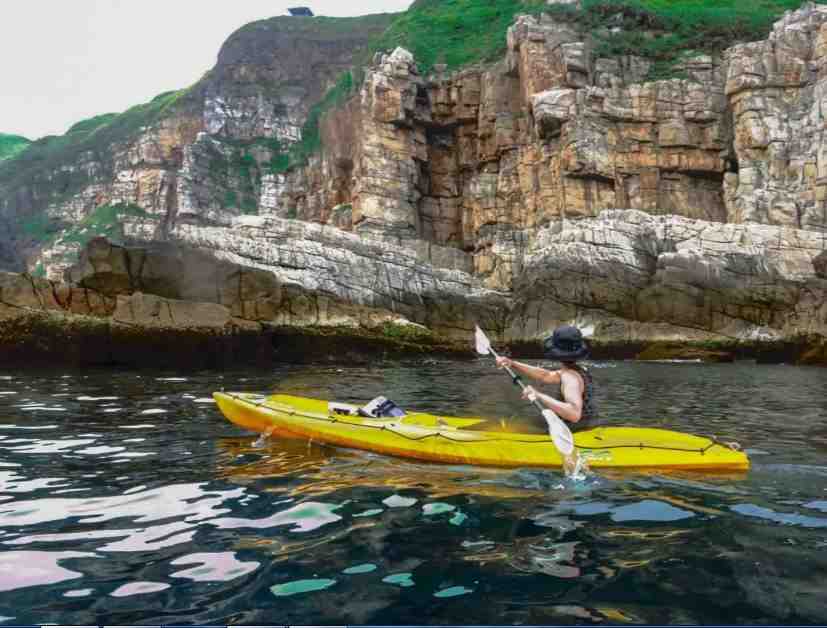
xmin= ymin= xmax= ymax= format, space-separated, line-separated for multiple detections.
xmin=485 ymin=345 xmax=548 ymax=417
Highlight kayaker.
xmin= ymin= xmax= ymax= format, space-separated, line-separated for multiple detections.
xmin=496 ymin=325 xmax=597 ymax=430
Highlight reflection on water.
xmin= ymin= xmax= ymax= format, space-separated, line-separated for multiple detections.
xmin=0 ymin=551 xmax=94 ymax=593
xmin=0 ymin=361 xmax=824 ymax=624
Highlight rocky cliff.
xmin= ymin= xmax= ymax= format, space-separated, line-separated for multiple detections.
xmin=2 ymin=2 xmax=827 ymax=365
xmin=0 ymin=14 xmax=394 ymax=273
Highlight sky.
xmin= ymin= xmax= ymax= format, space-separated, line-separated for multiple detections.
xmin=1 ymin=0 xmax=411 ymax=140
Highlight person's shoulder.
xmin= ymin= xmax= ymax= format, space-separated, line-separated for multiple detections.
xmin=560 ymin=368 xmax=584 ymax=384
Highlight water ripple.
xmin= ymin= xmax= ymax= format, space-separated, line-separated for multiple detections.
xmin=0 ymin=363 xmax=824 ymax=625
xmin=0 ymin=551 xmax=95 ymax=593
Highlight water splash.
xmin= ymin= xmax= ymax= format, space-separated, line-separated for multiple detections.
xmin=565 ymin=453 xmax=590 ymax=482
xmin=252 ymin=432 xmax=271 ymax=448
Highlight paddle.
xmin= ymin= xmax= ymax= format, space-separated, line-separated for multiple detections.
xmin=474 ymin=325 xmax=576 ymax=458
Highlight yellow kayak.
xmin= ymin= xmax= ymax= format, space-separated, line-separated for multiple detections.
xmin=213 ymin=392 xmax=749 ymax=471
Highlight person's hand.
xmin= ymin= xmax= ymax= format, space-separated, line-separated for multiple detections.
xmin=496 ymin=356 xmax=513 ymax=369
xmin=522 ymin=385 xmax=537 ymax=402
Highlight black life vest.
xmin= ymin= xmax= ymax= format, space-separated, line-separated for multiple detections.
xmin=555 ymin=363 xmax=598 ymax=430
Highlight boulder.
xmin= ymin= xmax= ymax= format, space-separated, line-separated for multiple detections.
xmin=67 ymin=239 xmax=282 ymax=316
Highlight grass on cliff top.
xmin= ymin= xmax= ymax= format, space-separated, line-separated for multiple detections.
xmin=283 ymin=0 xmax=824 ymax=163
xmin=544 ymin=0 xmax=827 ymax=79
xmin=368 ymin=0 xmax=826 ymax=76
xmin=370 ymin=0 xmax=545 ymax=73
xmin=236 ymin=13 xmax=397 ymax=37
xmin=0 ymin=133 xmax=31 ymax=162
xmin=290 ymin=0 xmax=540 ymax=162
xmin=65 ymin=112 xmax=120 ymax=135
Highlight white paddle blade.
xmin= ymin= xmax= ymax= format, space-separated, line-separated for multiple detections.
xmin=474 ymin=325 xmax=491 ymax=355
xmin=542 ymin=409 xmax=575 ymax=457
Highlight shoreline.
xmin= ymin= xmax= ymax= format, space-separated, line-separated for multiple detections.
xmin=0 ymin=237 xmax=822 ymax=369
xmin=0 ymin=309 xmax=824 ymax=368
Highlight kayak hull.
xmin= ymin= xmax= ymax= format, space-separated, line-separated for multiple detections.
xmin=213 ymin=392 xmax=749 ymax=471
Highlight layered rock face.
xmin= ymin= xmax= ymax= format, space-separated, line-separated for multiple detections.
xmin=299 ymin=16 xmax=733 ymax=281
xmin=4 ymin=205 xmax=825 ymax=365
xmin=121 ymin=215 xmax=505 ymax=335
xmin=509 ymin=209 xmax=827 ymax=346
xmin=262 ymin=12 xmax=737 ymax=296
xmin=3 ymin=4 xmax=827 ymax=363
xmin=725 ymin=5 xmax=827 ymax=230
xmin=0 ymin=233 xmax=495 ymax=366
xmin=178 ymin=15 xmax=394 ymax=228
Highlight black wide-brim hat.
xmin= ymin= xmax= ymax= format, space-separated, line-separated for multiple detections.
xmin=544 ymin=324 xmax=590 ymax=361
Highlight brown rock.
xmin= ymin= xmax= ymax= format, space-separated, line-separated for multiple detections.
xmin=67 ymin=237 xmax=134 ymax=296
xmin=0 ymin=272 xmax=61 ymax=311
xmin=52 ymin=285 xmax=116 ymax=317
xmin=67 ymin=239 xmax=282 ymax=321
xmin=113 ymin=293 xmax=232 ymax=330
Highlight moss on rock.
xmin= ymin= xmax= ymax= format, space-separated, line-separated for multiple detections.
xmin=635 ymin=342 xmax=735 ymax=363
xmin=269 ymin=324 xmax=472 ymax=364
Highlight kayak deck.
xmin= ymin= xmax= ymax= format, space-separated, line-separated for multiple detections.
xmin=213 ymin=392 xmax=749 ymax=471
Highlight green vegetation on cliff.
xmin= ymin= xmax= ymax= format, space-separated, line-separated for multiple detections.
xmin=203 ymin=138 xmax=263 ymax=214
xmin=0 ymin=134 xmax=30 ymax=161
xmin=293 ymin=70 xmax=356 ymax=165
xmin=20 ymin=211 xmax=58 ymax=243
xmin=545 ymin=0 xmax=827 ymax=79
xmin=66 ymin=113 xmax=119 ymax=135
xmin=0 ymin=89 xmax=195 ymax=211
xmin=371 ymin=0 xmax=542 ymax=73
xmin=302 ymin=0 xmax=824 ymax=157
xmin=20 ymin=202 xmax=156 ymax=250
xmin=368 ymin=0 xmax=826 ymax=76
xmin=61 ymin=202 xmax=156 ymax=248
xmin=235 ymin=13 xmax=396 ymax=38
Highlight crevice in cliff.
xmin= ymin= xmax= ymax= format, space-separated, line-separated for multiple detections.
xmin=83 ymin=287 xmax=94 ymax=315
xmin=22 ymin=273 xmax=46 ymax=310
xmin=160 ymin=172 xmax=180 ymax=239
xmin=50 ymin=280 xmax=67 ymax=311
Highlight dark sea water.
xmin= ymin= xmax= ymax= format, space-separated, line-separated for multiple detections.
xmin=0 ymin=359 xmax=825 ymax=625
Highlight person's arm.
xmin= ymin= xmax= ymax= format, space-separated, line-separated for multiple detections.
xmin=495 ymin=357 xmax=561 ymax=385
xmin=523 ymin=372 xmax=583 ymax=423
